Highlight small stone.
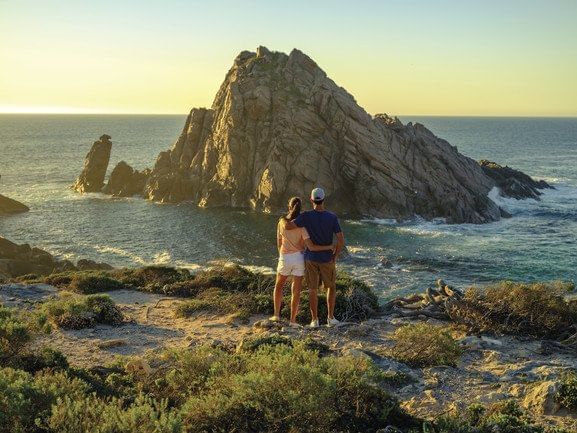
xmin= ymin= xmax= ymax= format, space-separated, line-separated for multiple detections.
xmin=521 ymin=380 xmax=561 ymax=415
xmin=97 ymin=339 xmax=127 ymax=349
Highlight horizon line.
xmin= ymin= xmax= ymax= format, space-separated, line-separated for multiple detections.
xmin=1 ymin=112 xmax=576 ymax=119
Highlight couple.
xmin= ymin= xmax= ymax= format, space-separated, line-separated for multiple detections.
xmin=271 ymin=187 xmax=345 ymax=328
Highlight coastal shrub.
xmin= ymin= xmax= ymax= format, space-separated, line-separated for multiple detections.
xmin=557 ymin=371 xmax=577 ymax=410
xmin=178 ymin=343 xmax=416 ymax=433
xmin=41 ymin=292 xmax=123 ymax=329
xmin=9 ymin=346 xmax=69 ymax=373
xmin=388 ymin=323 xmax=462 ymax=367
xmin=47 ymin=394 xmax=182 ymax=433
xmin=447 ymin=281 xmax=577 ymax=339
xmin=174 ymin=286 xmax=270 ymax=322
xmin=114 ymin=265 xmax=189 ymax=291
xmin=0 ymin=367 xmax=90 ymax=433
xmin=0 ymin=306 xmax=31 ymax=360
xmin=69 ymin=273 xmax=126 ymax=294
xmin=189 ymin=265 xmax=274 ymax=293
xmin=0 ymin=305 xmax=48 ymax=361
xmin=435 ymin=400 xmax=569 ymax=433
xmin=143 ymin=346 xmax=232 ymax=405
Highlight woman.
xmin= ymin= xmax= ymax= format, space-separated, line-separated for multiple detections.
xmin=271 ymin=197 xmax=331 ymax=325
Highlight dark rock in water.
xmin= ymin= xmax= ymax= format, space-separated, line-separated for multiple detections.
xmin=0 ymin=194 xmax=29 ymax=215
xmin=103 ymin=161 xmax=150 ymax=197
xmin=73 ymin=134 xmax=112 ymax=193
xmin=479 ymin=160 xmax=553 ymax=200
xmin=0 ymin=236 xmax=113 ymax=279
xmin=76 ymin=258 xmax=114 ymax=271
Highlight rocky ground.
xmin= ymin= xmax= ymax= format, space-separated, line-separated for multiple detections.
xmin=2 ymin=280 xmax=576 ymax=430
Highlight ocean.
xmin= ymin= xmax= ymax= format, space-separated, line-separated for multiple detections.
xmin=1 ymin=114 xmax=576 ymax=299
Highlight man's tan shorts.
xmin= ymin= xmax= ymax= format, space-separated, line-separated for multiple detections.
xmin=305 ymin=260 xmax=336 ymax=290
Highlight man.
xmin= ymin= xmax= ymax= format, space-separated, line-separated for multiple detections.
xmin=285 ymin=187 xmax=344 ymax=328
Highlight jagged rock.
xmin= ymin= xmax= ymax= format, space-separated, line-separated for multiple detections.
xmin=103 ymin=161 xmax=150 ymax=197
xmin=479 ymin=159 xmax=552 ymax=200
xmin=521 ymin=380 xmax=561 ymax=415
xmin=0 ymin=194 xmax=29 ymax=215
xmin=73 ymin=134 xmax=112 ymax=193
xmin=112 ymin=47 xmax=550 ymax=224
xmin=135 ymin=48 xmax=504 ymax=223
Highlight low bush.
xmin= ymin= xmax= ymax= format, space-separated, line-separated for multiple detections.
xmin=557 ymin=371 xmax=577 ymax=410
xmin=447 ymin=281 xmax=577 ymax=339
xmin=435 ymin=400 xmax=568 ymax=433
xmin=174 ymin=287 xmax=270 ymax=323
xmin=0 ymin=367 xmax=89 ymax=433
xmin=47 ymin=394 xmax=182 ymax=433
xmin=177 ymin=343 xmax=416 ymax=433
xmin=41 ymin=292 xmax=123 ymax=329
xmin=0 ymin=306 xmax=31 ymax=360
xmin=0 ymin=305 xmax=48 ymax=361
xmin=8 ymin=346 xmax=69 ymax=373
xmin=388 ymin=323 xmax=462 ymax=368
xmin=113 ymin=266 xmax=189 ymax=291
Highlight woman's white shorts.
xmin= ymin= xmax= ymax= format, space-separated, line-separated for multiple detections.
xmin=277 ymin=252 xmax=305 ymax=277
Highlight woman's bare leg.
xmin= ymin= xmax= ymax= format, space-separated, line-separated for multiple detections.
xmin=290 ymin=276 xmax=303 ymax=323
xmin=273 ymin=274 xmax=288 ymax=318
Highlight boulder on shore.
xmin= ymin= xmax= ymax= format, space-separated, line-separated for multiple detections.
xmin=479 ymin=160 xmax=552 ymax=200
xmin=73 ymin=134 xmax=112 ymax=193
xmin=0 ymin=194 xmax=29 ymax=215
xmin=0 ymin=236 xmax=112 ymax=280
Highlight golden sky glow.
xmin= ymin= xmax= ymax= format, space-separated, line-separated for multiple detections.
xmin=1 ymin=0 xmax=576 ymax=116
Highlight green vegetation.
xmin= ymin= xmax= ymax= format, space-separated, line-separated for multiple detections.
xmin=434 ymin=400 xmax=568 ymax=433
xmin=47 ymin=394 xmax=182 ymax=433
xmin=0 ymin=305 xmax=48 ymax=361
xmin=18 ymin=265 xmax=380 ymax=324
xmin=388 ymin=323 xmax=462 ymax=368
xmin=447 ymin=281 xmax=577 ymax=339
xmin=41 ymin=292 xmax=123 ymax=329
xmin=155 ymin=342 xmax=416 ymax=433
xmin=0 ymin=367 xmax=89 ymax=433
xmin=557 ymin=371 xmax=577 ymax=410
xmin=0 ymin=335 xmax=419 ymax=433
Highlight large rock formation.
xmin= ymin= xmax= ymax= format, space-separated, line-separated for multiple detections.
xmin=73 ymin=134 xmax=112 ymax=193
xmin=79 ymin=47 xmax=551 ymax=224
xmin=0 ymin=194 xmax=29 ymax=215
xmin=479 ymin=160 xmax=552 ymax=200
xmin=139 ymin=46 xmax=503 ymax=223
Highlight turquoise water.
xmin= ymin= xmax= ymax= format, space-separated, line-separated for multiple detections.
xmin=1 ymin=114 xmax=576 ymax=299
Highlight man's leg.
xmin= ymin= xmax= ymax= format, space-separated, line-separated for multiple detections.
xmin=305 ymin=261 xmax=319 ymax=321
xmin=320 ymin=261 xmax=337 ymax=319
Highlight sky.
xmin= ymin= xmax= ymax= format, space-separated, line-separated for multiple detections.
xmin=1 ymin=0 xmax=576 ymax=116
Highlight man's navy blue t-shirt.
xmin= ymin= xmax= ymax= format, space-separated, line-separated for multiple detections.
xmin=294 ymin=210 xmax=342 ymax=263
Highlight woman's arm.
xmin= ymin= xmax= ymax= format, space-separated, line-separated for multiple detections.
xmin=304 ymin=238 xmax=333 ymax=252
xmin=277 ymin=220 xmax=283 ymax=253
